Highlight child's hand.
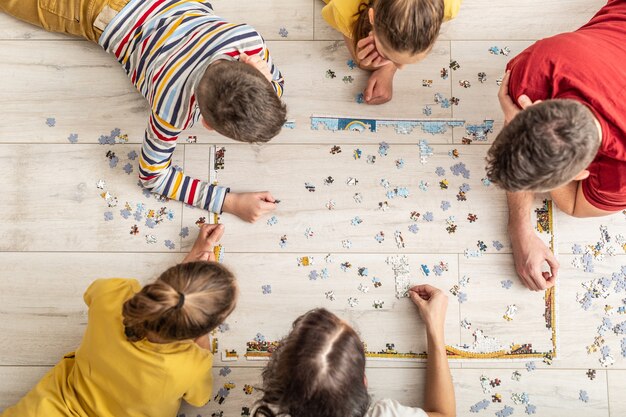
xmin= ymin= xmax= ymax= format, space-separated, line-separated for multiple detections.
xmin=240 ymin=53 xmax=273 ymax=83
xmin=364 ymin=64 xmax=396 ymax=105
xmin=356 ymin=33 xmax=391 ymax=69
xmin=183 ymin=224 xmax=225 ymax=263
xmin=409 ymin=284 xmax=448 ymax=335
xmin=223 ymin=191 xmax=277 ymax=223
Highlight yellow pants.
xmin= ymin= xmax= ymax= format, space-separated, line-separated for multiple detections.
xmin=0 ymin=0 xmax=129 ymax=42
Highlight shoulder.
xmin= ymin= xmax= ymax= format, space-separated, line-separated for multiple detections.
xmin=84 ymin=278 xmax=141 ymax=307
xmin=443 ymin=0 xmax=463 ymax=21
xmin=321 ymin=0 xmax=363 ymax=38
xmin=366 ymin=399 xmax=428 ymax=417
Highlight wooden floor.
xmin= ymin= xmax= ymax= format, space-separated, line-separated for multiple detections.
xmin=1 ymin=1 xmax=625 ymax=416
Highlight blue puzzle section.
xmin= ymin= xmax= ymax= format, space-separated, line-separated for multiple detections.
xmin=465 ymin=119 xmax=495 ymax=141
xmin=310 ymin=116 xmax=467 ymax=135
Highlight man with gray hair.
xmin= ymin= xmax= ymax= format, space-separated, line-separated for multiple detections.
xmin=486 ymin=0 xmax=626 ymax=292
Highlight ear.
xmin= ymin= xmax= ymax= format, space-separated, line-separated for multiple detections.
xmin=201 ymin=116 xmax=214 ymax=131
xmin=368 ymin=7 xmax=374 ymax=25
xmin=573 ymin=169 xmax=590 ymax=181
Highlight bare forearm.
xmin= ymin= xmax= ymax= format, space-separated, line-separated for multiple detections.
xmin=424 ymin=327 xmax=455 ymax=417
xmin=506 ymin=191 xmax=534 ymax=232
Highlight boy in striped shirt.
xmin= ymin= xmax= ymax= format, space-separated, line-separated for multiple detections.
xmin=1 ymin=0 xmax=286 ymax=222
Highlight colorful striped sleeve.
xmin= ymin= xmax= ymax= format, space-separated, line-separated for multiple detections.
xmin=261 ymin=45 xmax=285 ymax=98
xmin=138 ymin=111 xmax=229 ymax=213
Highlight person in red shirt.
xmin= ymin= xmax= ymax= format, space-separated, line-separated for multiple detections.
xmin=486 ymin=0 xmax=626 ymax=292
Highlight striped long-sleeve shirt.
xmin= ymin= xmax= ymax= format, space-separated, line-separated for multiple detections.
xmin=99 ymin=0 xmax=284 ymax=213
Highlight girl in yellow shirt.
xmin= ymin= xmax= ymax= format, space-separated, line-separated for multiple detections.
xmin=2 ymin=224 xmax=237 ymax=417
xmin=322 ymin=0 xmax=462 ymax=105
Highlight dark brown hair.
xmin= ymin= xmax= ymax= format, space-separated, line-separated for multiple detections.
xmin=196 ymin=60 xmax=287 ymax=143
xmin=352 ymin=0 xmax=444 ymax=56
xmin=122 ymin=261 xmax=237 ymax=342
xmin=486 ymin=99 xmax=600 ymax=192
xmin=253 ymin=309 xmax=370 ymax=417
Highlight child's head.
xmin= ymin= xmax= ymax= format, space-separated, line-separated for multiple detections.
xmin=254 ymin=308 xmax=370 ymax=417
xmin=196 ymin=60 xmax=287 ymax=143
xmin=486 ymin=99 xmax=600 ymax=192
xmin=122 ymin=261 xmax=237 ymax=342
xmin=354 ymin=0 xmax=444 ymax=66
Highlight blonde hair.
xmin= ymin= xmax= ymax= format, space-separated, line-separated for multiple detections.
xmin=122 ymin=262 xmax=237 ymax=342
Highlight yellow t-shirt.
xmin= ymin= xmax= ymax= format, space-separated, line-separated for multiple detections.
xmin=322 ymin=0 xmax=462 ymax=39
xmin=2 ymin=278 xmax=214 ymax=417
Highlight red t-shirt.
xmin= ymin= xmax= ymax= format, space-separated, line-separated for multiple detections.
xmin=507 ymin=0 xmax=626 ymax=211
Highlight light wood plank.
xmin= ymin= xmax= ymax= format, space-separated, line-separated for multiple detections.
xmin=0 ymin=41 xmax=147 ymax=144
xmin=458 ymin=254 xmax=556 ymax=357
xmin=0 ymin=253 xmax=183 ymax=365
xmin=440 ymin=0 xmax=605 ymax=41
xmin=0 ymin=144 xmax=184 ymax=252
xmin=209 ymin=0 xmax=314 ymax=41
xmin=211 ymin=253 xmax=462 ymax=368
xmin=0 ymin=40 xmax=453 ymax=145
xmin=449 ymin=41 xmax=533 ymax=143
xmin=462 ymin=254 xmax=626 ymax=370
xmin=210 ymin=143 xmax=511 ymax=253
xmin=608 ymin=370 xmax=626 ymax=417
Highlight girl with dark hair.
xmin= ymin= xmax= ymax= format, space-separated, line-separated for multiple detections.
xmin=254 ymin=284 xmax=456 ymax=417
xmin=321 ymin=0 xmax=462 ymax=104
xmin=2 ymin=224 xmax=237 ymax=417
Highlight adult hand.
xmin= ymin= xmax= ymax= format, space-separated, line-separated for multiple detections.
xmin=222 ymin=191 xmax=277 ymax=223
xmin=364 ymin=64 xmax=395 ymax=105
xmin=409 ymin=284 xmax=448 ymax=334
xmin=356 ymin=33 xmax=391 ymax=69
xmin=497 ymin=70 xmax=541 ymax=125
xmin=240 ymin=53 xmax=273 ymax=82
xmin=183 ymin=224 xmax=225 ymax=263
xmin=509 ymin=226 xmax=559 ymax=291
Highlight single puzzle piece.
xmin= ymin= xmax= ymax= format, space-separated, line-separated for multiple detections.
xmin=408 ymin=224 xmax=419 ymax=234
xmin=120 ymin=209 xmax=132 ymax=219
xmin=525 ymin=404 xmax=537 ymax=415
xmin=469 ymin=399 xmax=490 ymax=413
xmin=67 ymin=133 xmax=78 ymax=144
xmin=325 ymin=290 xmax=336 ymax=301
xmin=179 ymin=227 xmax=189 ymax=238
xmin=262 ymin=285 xmax=272 ymax=294
xmin=511 ymin=392 xmax=529 ymax=405
xmin=351 ymin=216 xmax=363 ymax=226
xmin=278 ymin=27 xmax=288 ymax=37
xmin=501 ymin=280 xmax=513 ymax=289
xmin=219 ymin=367 xmax=231 ymax=377
xmin=123 ymin=163 xmax=133 ymax=175
xmin=104 ymin=211 xmax=113 ymax=221
xmin=441 ymin=200 xmax=451 ymax=211
xmin=579 ymin=390 xmax=589 ymax=403
xmin=495 ymin=406 xmax=514 ymax=417
xmin=46 ymin=117 xmax=56 ymax=127
xmin=347 ymin=297 xmax=359 ymax=307
xmin=395 ymin=158 xmax=405 ymax=169
xmin=526 ymin=362 xmax=536 ymax=372
xmin=374 ymin=232 xmax=385 ymax=243
xmin=164 ymin=240 xmax=175 ymax=250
